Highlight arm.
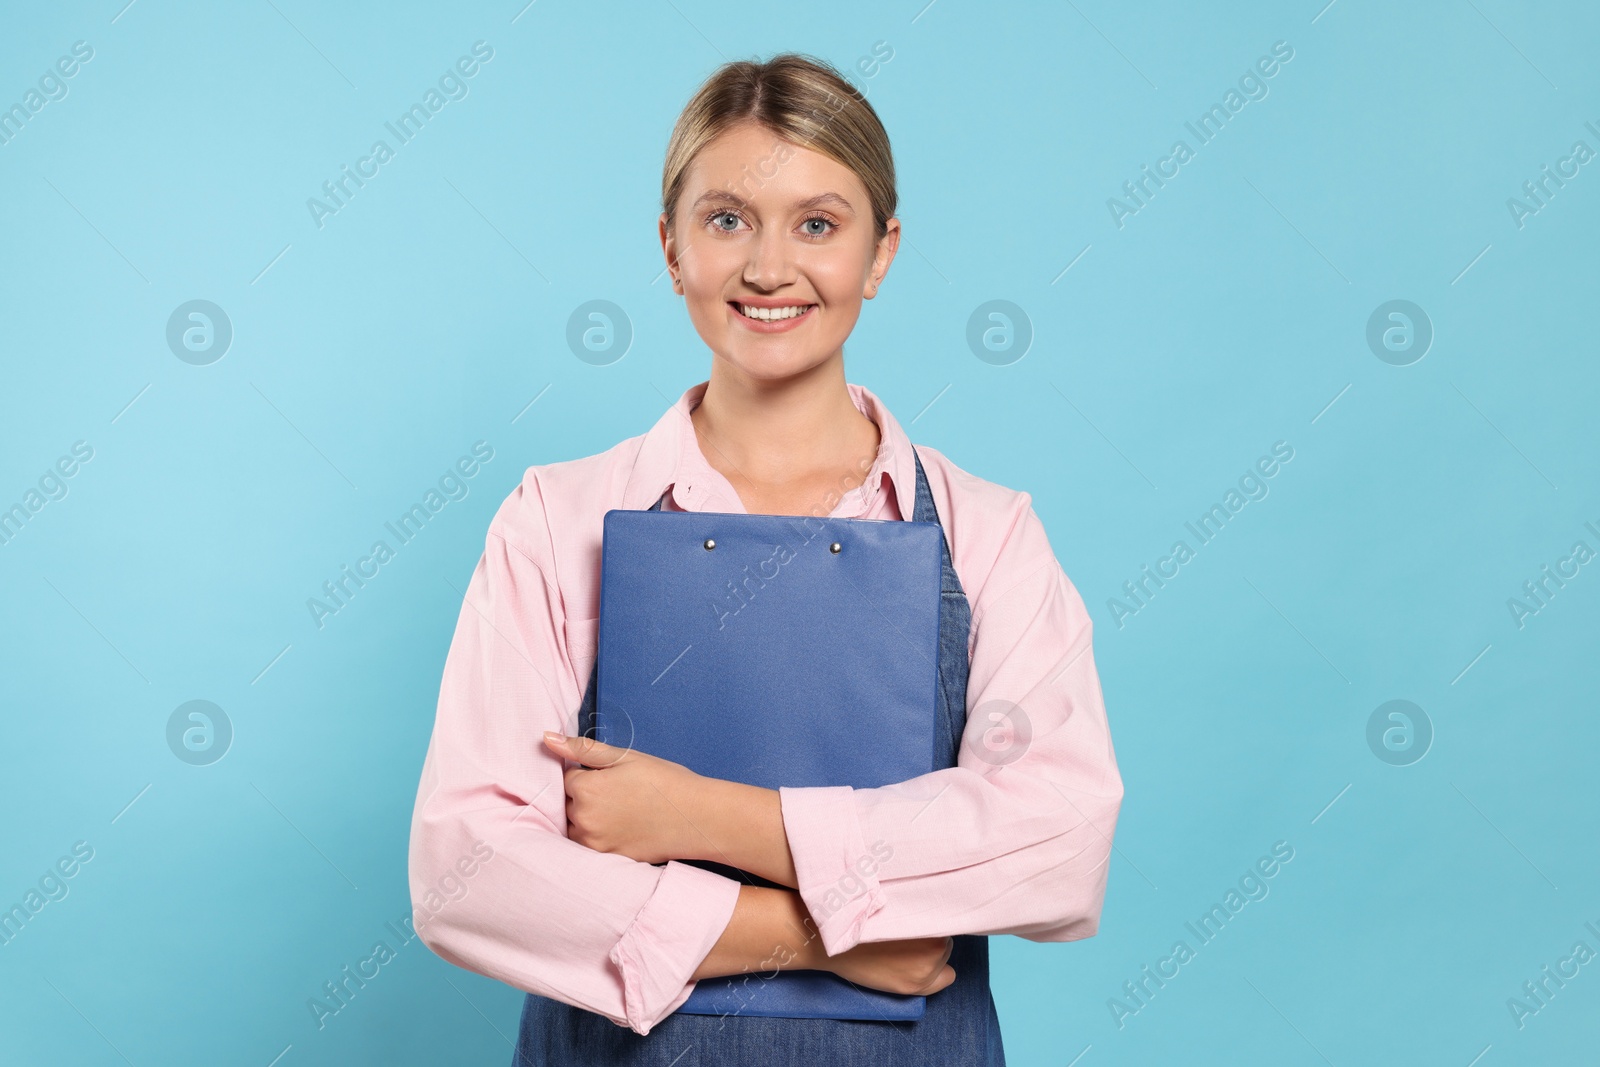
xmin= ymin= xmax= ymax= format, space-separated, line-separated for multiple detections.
xmin=508 ymin=488 xmax=1121 ymax=963
xmin=408 ymin=524 xmax=742 ymax=1037
xmin=533 ymin=727 xmax=960 ymax=992
xmin=683 ymin=505 xmax=1125 ymax=957
xmin=692 ymin=884 xmax=817 ymax=980
xmin=679 ymin=778 xmax=798 ymax=890
xmin=697 ymin=885 xmax=958 ymax=998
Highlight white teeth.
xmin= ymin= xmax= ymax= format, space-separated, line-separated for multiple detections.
xmin=737 ymin=303 xmax=811 ymax=321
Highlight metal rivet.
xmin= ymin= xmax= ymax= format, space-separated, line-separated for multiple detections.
xmin=703 ymin=538 xmax=716 ymax=550
xmin=829 ymin=542 xmax=841 ymax=553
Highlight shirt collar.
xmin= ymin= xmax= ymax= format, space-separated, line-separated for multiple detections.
xmin=620 ymin=379 xmax=917 ymax=521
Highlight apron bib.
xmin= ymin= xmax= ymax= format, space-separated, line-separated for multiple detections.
xmin=514 ymin=448 xmax=1005 ymax=1066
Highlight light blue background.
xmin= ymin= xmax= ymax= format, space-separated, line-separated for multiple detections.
xmin=2 ymin=1 xmax=1596 ymax=1064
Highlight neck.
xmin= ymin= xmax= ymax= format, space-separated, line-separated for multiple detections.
xmin=690 ymin=352 xmax=879 ymax=485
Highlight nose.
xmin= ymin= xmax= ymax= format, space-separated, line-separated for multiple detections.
xmin=743 ymin=226 xmax=796 ymax=291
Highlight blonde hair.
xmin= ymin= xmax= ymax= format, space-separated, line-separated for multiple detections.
xmin=661 ymin=53 xmax=897 ymax=240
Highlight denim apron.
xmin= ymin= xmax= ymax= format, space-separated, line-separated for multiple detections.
xmin=513 ymin=448 xmax=1006 ymax=1066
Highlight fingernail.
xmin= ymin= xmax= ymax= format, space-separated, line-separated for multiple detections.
xmin=543 ymin=731 xmax=562 ymax=743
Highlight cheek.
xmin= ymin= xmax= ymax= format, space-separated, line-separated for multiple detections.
xmin=801 ymin=254 xmax=871 ymax=327
xmin=679 ymin=228 xmax=735 ymax=272
xmin=679 ymin=240 xmax=735 ymax=305
xmin=806 ymin=238 xmax=879 ymax=301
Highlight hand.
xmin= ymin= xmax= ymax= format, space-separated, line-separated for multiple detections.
xmin=543 ymin=732 xmax=707 ymax=865
xmin=818 ymin=935 xmax=958 ymax=997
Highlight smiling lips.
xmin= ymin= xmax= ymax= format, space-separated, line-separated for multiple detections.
xmin=732 ymin=301 xmax=813 ymax=320
xmin=729 ymin=301 xmax=816 ymax=332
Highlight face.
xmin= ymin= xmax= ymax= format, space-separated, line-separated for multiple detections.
xmin=660 ymin=120 xmax=900 ymax=383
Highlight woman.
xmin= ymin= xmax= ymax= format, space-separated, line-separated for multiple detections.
xmin=408 ymin=53 xmax=1123 ymax=1066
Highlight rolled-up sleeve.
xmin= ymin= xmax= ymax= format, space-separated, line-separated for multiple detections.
xmin=408 ymin=524 xmax=741 ymax=1036
xmin=779 ymin=503 xmax=1123 ymax=957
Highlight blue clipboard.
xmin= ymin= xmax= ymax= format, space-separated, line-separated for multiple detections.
xmin=594 ymin=506 xmax=943 ymax=1021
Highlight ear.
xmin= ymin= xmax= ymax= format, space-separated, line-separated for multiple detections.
xmin=863 ymin=217 xmax=901 ymax=300
xmin=659 ymin=212 xmax=684 ymax=295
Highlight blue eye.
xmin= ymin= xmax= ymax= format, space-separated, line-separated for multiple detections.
xmin=701 ymin=210 xmax=838 ymax=238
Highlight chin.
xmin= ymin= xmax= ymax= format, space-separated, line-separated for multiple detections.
xmin=717 ymin=346 xmax=835 ymax=382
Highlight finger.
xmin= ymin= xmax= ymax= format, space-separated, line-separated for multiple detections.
xmin=546 ymin=732 xmax=628 ymax=769
xmin=911 ymin=962 xmax=957 ymax=996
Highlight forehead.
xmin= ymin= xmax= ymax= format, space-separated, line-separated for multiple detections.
xmin=682 ymin=122 xmax=868 ymax=208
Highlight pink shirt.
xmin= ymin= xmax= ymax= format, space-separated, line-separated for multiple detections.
xmin=408 ymin=380 xmax=1123 ymax=1035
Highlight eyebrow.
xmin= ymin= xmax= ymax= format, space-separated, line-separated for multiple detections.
xmin=691 ymin=190 xmax=858 ymax=216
